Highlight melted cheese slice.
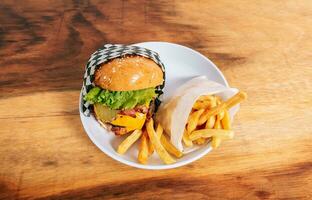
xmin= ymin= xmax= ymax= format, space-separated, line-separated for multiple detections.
xmin=111 ymin=112 xmax=146 ymax=132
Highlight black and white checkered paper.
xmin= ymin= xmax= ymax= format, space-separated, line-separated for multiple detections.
xmin=81 ymin=44 xmax=165 ymax=116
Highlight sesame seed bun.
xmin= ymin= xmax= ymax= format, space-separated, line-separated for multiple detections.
xmin=94 ymin=55 xmax=164 ymax=91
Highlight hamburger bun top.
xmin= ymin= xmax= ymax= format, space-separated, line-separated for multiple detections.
xmin=94 ymin=55 xmax=164 ymax=91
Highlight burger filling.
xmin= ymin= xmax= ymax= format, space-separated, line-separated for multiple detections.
xmin=84 ymin=86 xmax=157 ymax=135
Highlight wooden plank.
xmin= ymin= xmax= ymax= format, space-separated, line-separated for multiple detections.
xmin=0 ymin=0 xmax=311 ymax=199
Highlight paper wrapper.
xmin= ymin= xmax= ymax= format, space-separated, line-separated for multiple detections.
xmin=156 ymin=76 xmax=240 ymax=152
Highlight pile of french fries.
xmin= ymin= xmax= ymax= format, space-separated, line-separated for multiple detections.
xmin=117 ymin=118 xmax=182 ymax=164
xmin=116 ymin=91 xmax=247 ymax=165
xmin=183 ymin=91 xmax=247 ymax=148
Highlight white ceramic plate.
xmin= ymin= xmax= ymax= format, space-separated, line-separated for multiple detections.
xmin=79 ymin=42 xmax=229 ymax=170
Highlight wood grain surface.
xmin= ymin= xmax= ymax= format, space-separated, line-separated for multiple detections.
xmin=0 ymin=0 xmax=312 ymax=199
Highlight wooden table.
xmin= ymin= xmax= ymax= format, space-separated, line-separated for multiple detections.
xmin=1 ymin=1 xmax=311 ymax=199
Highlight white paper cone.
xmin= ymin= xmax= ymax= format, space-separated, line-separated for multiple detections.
xmin=156 ymin=76 xmax=240 ymax=152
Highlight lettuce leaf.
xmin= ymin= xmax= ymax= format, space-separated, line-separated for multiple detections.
xmin=84 ymin=86 xmax=157 ymax=109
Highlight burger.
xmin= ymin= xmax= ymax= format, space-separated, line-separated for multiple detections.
xmin=83 ymin=55 xmax=164 ymax=135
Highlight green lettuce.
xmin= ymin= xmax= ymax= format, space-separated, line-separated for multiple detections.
xmin=84 ymin=86 xmax=157 ymax=109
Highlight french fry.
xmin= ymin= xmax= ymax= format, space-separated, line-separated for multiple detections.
xmin=194 ymin=137 xmax=206 ymax=145
xmin=198 ymin=96 xmax=217 ymax=125
xmin=211 ymin=117 xmax=222 ymax=148
xmin=187 ymin=109 xmax=204 ymax=133
xmin=148 ymin=137 xmax=154 ymax=155
xmin=214 ymin=117 xmax=222 ymax=129
xmin=182 ymin=130 xmax=193 ymax=147
xmin=218 ymin=111 xmax=225 ymax=121
xmin=146 ymin=119 xmax=176 ymax=164
xmin=211 ymin=137 xmax=221 ymax=148
xmin=205 ymin=115 xmax=216 ymax=129
xmin=226 ymin=91 xmax=247 ymax=109
xmin=221 ymin=110 xmax=231 ymax=130
xmin=189 ymin=129 xmax=234 ymax=141
xmin=193 ymin=100 xmax=211 ymax=110
xmin=213 ymin=109 xmax=232 ymax=149
xmin=117 ymin=129 xmax=142 ymax=154
xmin=210 ymin=96 xmax=217 ymax=107
xmin=216 ymin=98 xmax=224 ymax=120
xmin=148 ymin=124 xmax=163 ymax=155
xmin=156 ymin=124 xmax=163 ymax=138
xmin=161 ymin=134 xmax=183 ymax=158
xmin=138 ymin=133 xmax=149 ymax=164
xmin=199 ymin=91 xmax=247 ymax=124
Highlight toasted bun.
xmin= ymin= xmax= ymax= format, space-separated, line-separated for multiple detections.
xmin=94 ymin=56 xmax=164 ymax=91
